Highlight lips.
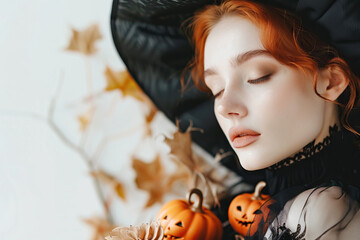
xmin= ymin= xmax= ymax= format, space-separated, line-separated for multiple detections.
xmin=229 ymin=127 xmax=260 ymax=148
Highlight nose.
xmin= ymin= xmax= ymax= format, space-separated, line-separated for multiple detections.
xmin=216 ymin=90 xmax=248 ymax=120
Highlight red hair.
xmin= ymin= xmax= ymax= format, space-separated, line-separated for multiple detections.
xmin=185 ymin=0 xmax=360 ymax=135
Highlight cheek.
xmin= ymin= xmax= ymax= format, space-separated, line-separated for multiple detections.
xmin=241 ymin=72 xmax=325 ymax=169
xmin=254 ymin=68 xmax=323 ymax=119
xmin=263 ymin=73 xmax=324 ymax=127
xmin=257 ymin=72 xmax=325 ymax=148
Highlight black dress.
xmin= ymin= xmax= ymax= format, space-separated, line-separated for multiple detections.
xmin=244 ymin=125 xmax=360 ymax=239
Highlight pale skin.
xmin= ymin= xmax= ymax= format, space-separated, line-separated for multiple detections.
xmin=203 ymin=15 xmax=359 ymax=239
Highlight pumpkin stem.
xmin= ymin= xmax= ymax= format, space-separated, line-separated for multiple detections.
xmin=251 ymin=181 xmax=266 ymax=200
xmin=187 ymin=188 xmax=204 ymax=213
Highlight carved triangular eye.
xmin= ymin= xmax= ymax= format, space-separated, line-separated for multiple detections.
xmin=253 ymin=209 xmax=262 ymax=215
xmin=175 ymin=221 xmax=183 ymax=227
xmin=163 ymin=215 xmax=167 ymax=220
xmin=237 ymin=206 xmax=242 ymax=211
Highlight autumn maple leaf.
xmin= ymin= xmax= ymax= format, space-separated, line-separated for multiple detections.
xmin=104 ymin=67 xmax=158 ymax=135
xmin=65 ymin=24 xmax=102 ymax=55
xmin=164 ymin=126 xmax=201 ymax=172
xmin=132 ymin=156 xmax=165 ymax=207
xmin=143 ymin=97 xmax=157 ymax=124
xmin=90 ymin=170 xmax=126 ymax=201
xmin=164 ymin=125 xmax=230 ymax=208
xmin=104 ymin=67 xmax=144 ymax=101
xmin=132 ymin=155 xmax=188 ymax=208
xmin=78 ymin=108 xmax=94 ymax=132
xmin=142 ymin=97 xmax=158 ymax=136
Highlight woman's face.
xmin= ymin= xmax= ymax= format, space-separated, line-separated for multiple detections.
xmin=204 ymin=16 xmax=327 ymax=170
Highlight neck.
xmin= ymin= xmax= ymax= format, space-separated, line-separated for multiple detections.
xmin=314 ymin=102 xmax=340 ymax=145
xmin=282 ymin=103 xmax=339 ymax=161
xmin=265 ymin=122 xmax=360 ymax=195
xmin=267 ymin=124 xmax=339 ymax=171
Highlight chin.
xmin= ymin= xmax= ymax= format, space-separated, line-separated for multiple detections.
xmin=239 ymin=159 xmax=263 ymax=171
xmin=238 ymin=155 xmax=274 ymax=171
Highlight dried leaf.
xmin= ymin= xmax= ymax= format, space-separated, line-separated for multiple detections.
xmin=164 ymin=129 xmax=194 ymax=170
xmin=167 ymin=170 xmax=190 ymax=188
xmin=114 ymin=184 xmax=126 ymax=200
xmin=65 ymin=24 xmax=102 ymax=55
xmin=78 ymin=108 xmax=94 ymax=132
xmin=132 ymin=155 xmax=189 ymax=208
xmin=143 ymin=97 xmax=158 ymax=136
xmin=132 ymin=156 xmax=166 ymax=207
xmin=105 ymin=221 xmax=164 ymax=240
xmin=83 ymin=216 xmax=115 ymax=240
xmin=91 ymin=170 xmax=126 ymax=200
xmin=104 ymin=67 xmax=144 ymax=101
xmin=143 ymin=97 xmax=157 ymax=124
xmin=164 ymin=126 xmax=230 ymax=208
xmin=104 ymin=67 xmax=159 ymax=136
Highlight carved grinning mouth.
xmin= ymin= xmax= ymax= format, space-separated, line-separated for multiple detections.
xmin=235 ymin=218 xmax=254 ymax=227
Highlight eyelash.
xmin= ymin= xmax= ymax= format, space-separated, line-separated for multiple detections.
xmin=211 ymin=74 xmax=272 ymax=99
xmin=247 ymin=73 xmax=272 ymax=84
xmin=213 ymin=91 xmax=223 ymax=99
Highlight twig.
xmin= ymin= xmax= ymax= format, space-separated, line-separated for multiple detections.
xmin=0 ymin=110 xmax=46 ymax=122
xmin=65 ymin=90 xmax=105 ymax=108
xmin=79 ymin=107 xmax=94 ymax=149
xmin=0 ymin=104 xmax=115 ymax=224
xmin=78 ymin=57 xmax=96 ymax=150
xmin=47 ymin=74 xmax=114 ymax=224
xmin=92 ymin=122 xmax=147 ymax=161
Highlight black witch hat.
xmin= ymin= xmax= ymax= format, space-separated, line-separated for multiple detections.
xmin=110 ymin=0 xmax=360 ymax=185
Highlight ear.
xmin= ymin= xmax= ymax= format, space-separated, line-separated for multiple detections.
xmin=316 ymin=65 xmax=349 ymax=101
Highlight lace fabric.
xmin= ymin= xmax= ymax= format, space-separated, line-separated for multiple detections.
xmin=264 ymin=124 xmax=360 ymax=196
xmin=266 ymin=224 xmax=305 ymax=240
xmin=267 ymin=125 xmax=339 ymax=171
xmin=244 ymin=125 xmax=360 ymax=239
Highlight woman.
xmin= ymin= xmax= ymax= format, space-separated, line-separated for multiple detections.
xmin=188 ymin=0 xmax=360 ymax=238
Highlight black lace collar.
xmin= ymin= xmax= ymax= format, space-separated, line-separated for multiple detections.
xmin=265 ymin=124 xmax=360 ymax=195
xmin=267 ymin=125 xmax=339 ymax=171
xmin=246 ymin=125 xmax=360 ymax=240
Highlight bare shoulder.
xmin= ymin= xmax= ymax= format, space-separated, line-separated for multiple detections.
xmin=286 ymin=186 xmax=360 ymax=239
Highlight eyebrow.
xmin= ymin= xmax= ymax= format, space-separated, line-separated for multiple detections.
xmin=204 ymin=49 xmax=271 ymax=78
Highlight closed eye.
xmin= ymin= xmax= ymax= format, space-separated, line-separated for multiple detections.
xmin=213 ymin=90 xmax=223 ymax=99
xmin=212 ymin=73 xmax=271 ymax=98
xmin=247 ymin=73 xmax=272 ymax=84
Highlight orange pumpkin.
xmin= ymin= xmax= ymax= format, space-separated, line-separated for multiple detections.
xmin=156 ymin=188 xmax=223 ymax=240
xmin=228 ymin=181 xmax=271 ymax=236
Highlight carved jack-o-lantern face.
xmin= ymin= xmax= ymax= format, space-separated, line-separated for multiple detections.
xmin=228 ymin=181 xmax=271 ymax=236
xmin=160 ymin=208 xmax=193 ymax=239
xmin=156 ymin=189 xmax=223 ymax=240
xmin=232 ymin=199 xmax=263 ymax=227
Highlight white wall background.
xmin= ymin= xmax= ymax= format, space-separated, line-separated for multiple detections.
xmin=0 ymin=1 xmax=244 ymax=239
xmin=0 ymin=0 xmax=178 ymax=239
